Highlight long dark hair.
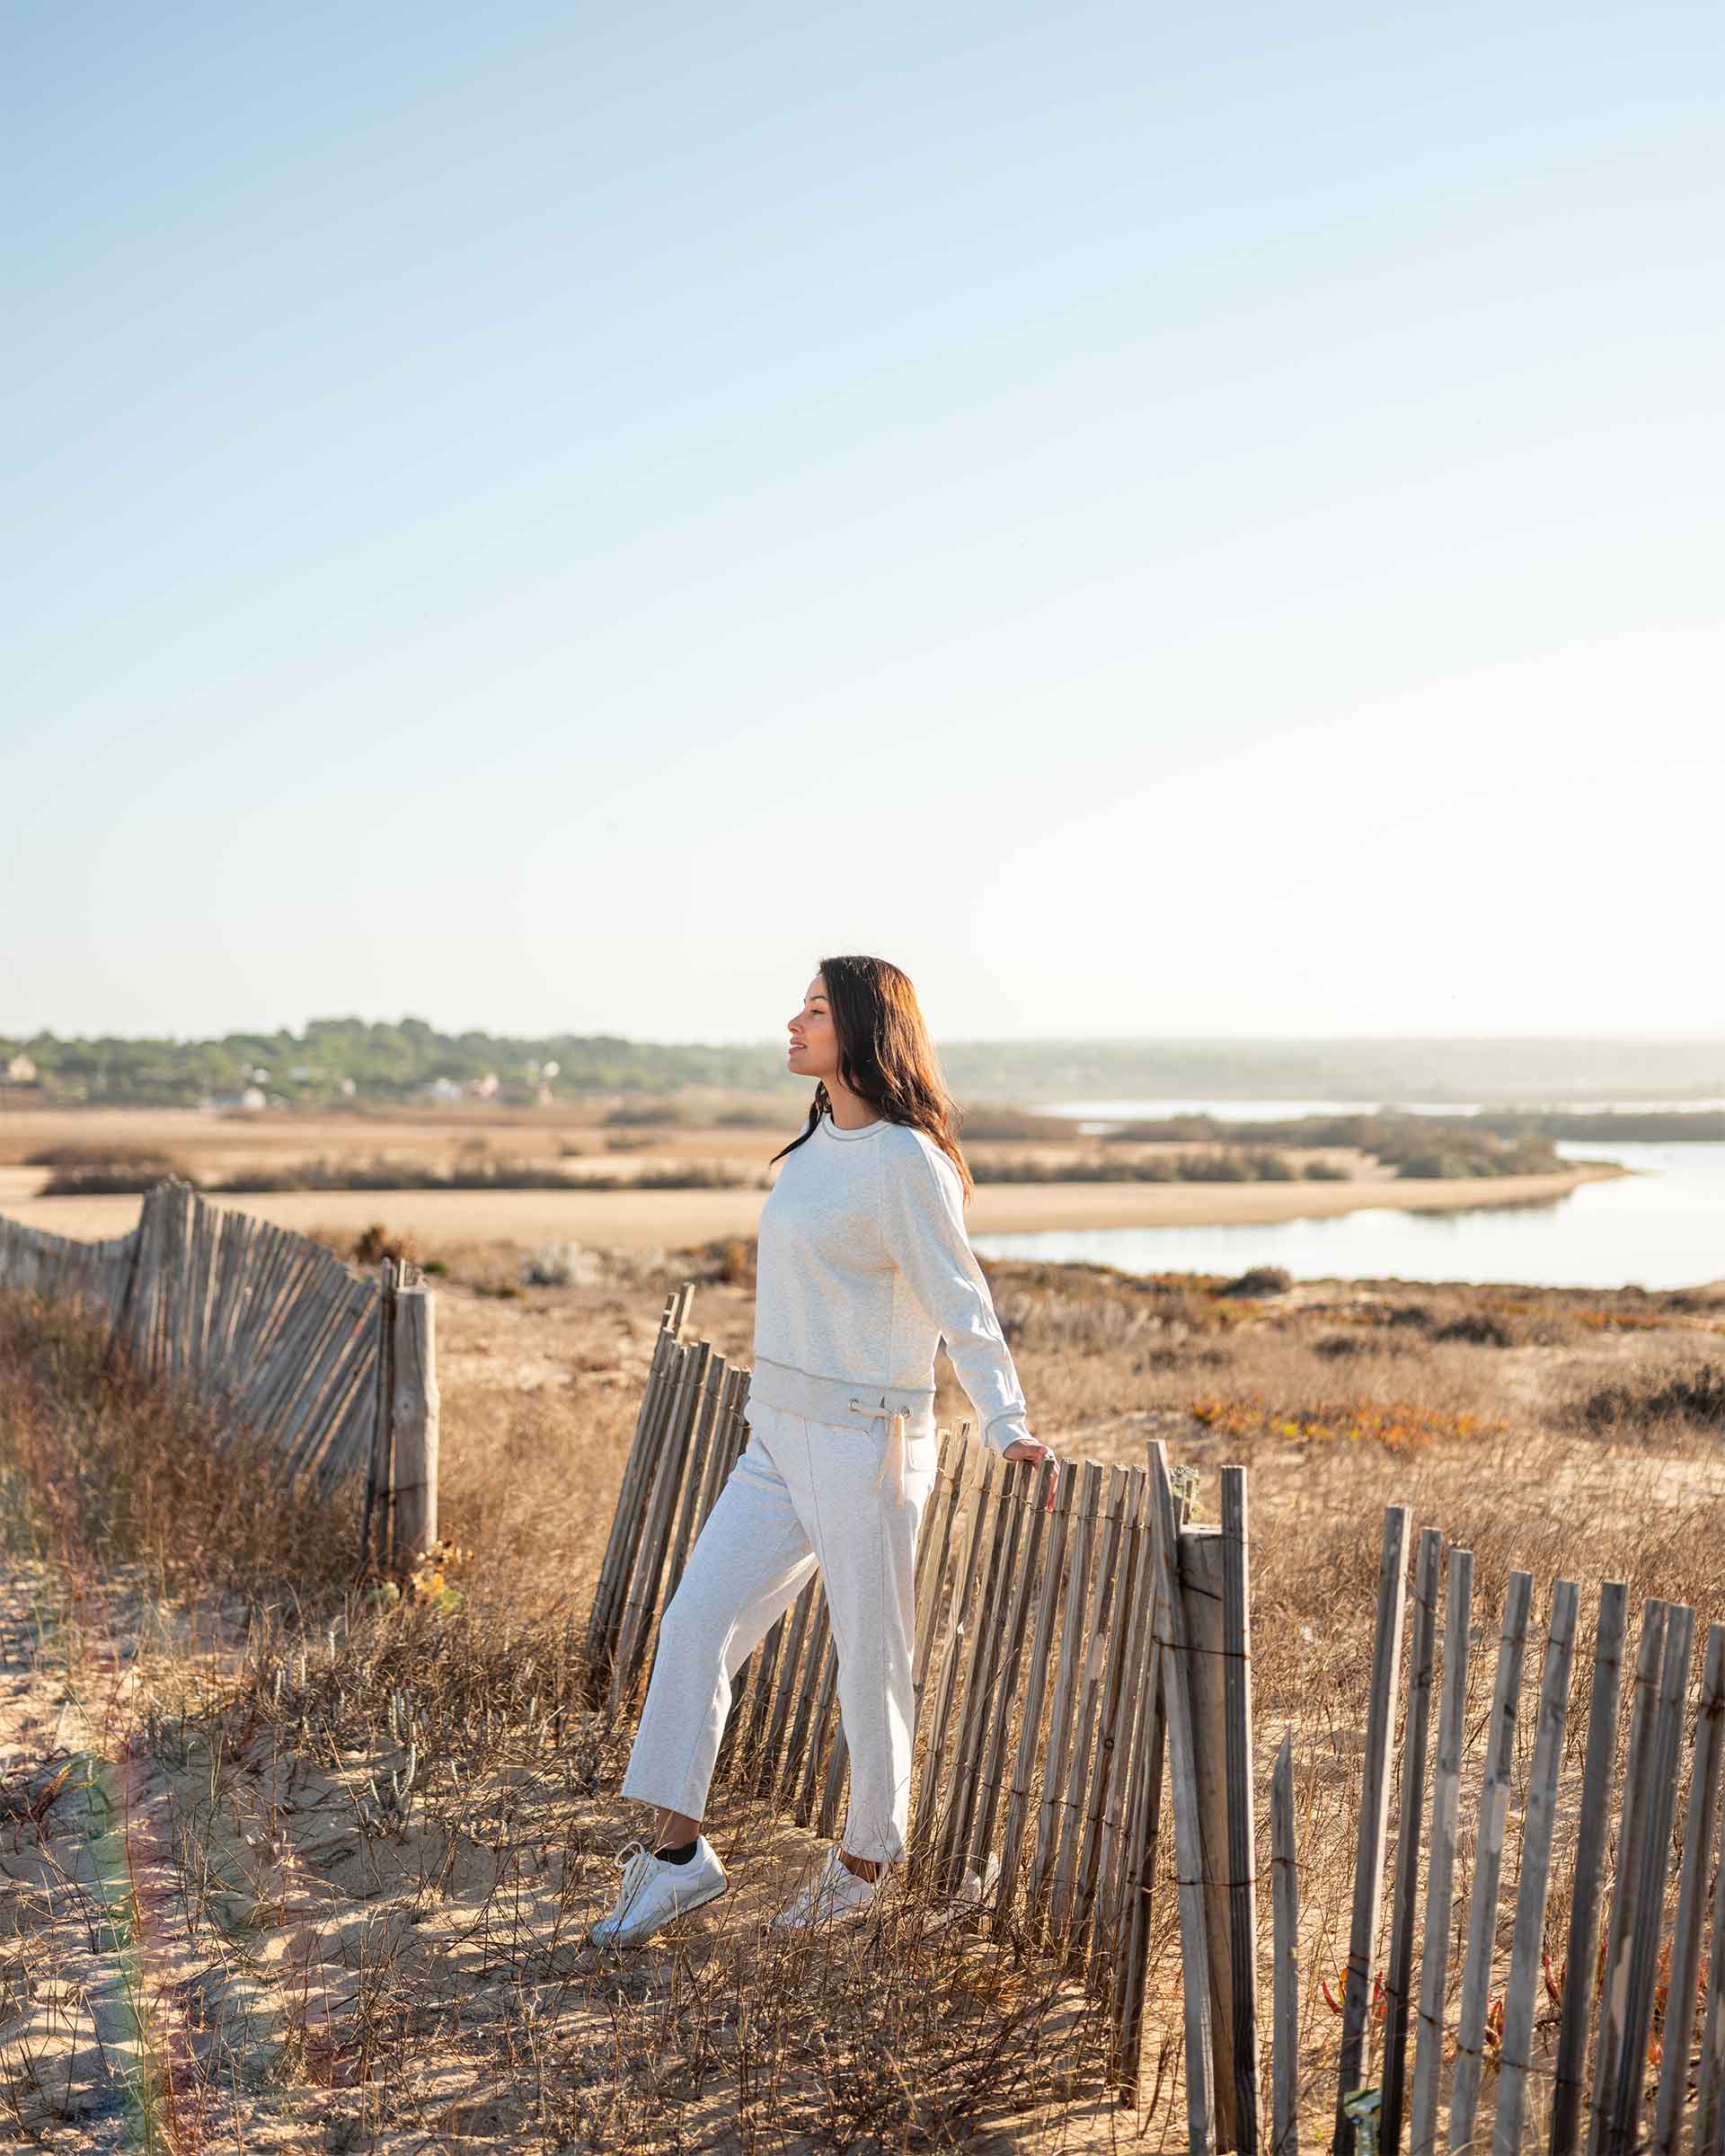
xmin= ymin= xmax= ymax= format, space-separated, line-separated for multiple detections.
xmin=768 ymin=954 xmax=973 ymax=1202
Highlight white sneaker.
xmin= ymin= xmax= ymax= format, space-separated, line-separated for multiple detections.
xmin=588 ymin=1834 xmax=728 ymax=1948
xmin=772 ymin=1844 xmax=881 ymax=1931
xmin=958 ymin=1850 xmax=1002 ymax=1907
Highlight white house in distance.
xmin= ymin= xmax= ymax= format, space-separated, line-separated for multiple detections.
xmin=4 ymin=1053 xmax=39 ymax=1085
xmin=201 ymin=1086 xmax=268 ymax=1114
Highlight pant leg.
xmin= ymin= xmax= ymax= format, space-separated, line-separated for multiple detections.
xmin=780 ymin=1412 xmax=942 ymax=1867
xmin=619 ymin=1409 xmax=819 ymax=1823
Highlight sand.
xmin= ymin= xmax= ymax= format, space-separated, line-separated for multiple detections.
xmin=0 ymin=1159 xmax=1624 ymax=1251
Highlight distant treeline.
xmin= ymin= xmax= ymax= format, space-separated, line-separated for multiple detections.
xmin=0 ymin=1018 xmax=795 ymax=1108
xmin=1470 ymin=1110 xmax=1725 ymax=1143
xmin=4 ymin=1014 xmax=1723 ymax=1115
xmin=1102 ymin=1115 xmax=1562 ymax=1179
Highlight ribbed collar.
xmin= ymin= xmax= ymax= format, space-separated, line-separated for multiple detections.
xmin=819 ymin=1108 xmax=890 ymax=1142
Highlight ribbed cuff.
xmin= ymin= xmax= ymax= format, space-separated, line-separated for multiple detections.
xmin=982 ymin=1409 xmax=1034 ymax=1454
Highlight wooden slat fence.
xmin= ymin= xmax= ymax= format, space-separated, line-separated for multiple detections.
xmin=589 ymin=1294 xmax=1725 ymax=2153
xmin=1230 ymin=1514 xmax=1724 ymax=2156
xmin=0 ymin=1177 xmax=437 ymax=1564
xmin=586 ymin=1294 xmax=1222 ymax=2101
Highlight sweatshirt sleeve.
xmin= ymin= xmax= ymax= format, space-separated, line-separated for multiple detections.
xmin=878 ymin=1138 xmax=1034 ymax=1453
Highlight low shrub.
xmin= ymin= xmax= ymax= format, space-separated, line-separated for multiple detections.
xmin=1578 ymin=1364 xmax=1725 ymax=1435
xmin=1430 ymin=1312 xmax=1518 ymax=1348
xmin=38 ymin=1151 xmax=185 ymax=1196
xmin=1219 ymin=1266 xmax=1294 ymax=1299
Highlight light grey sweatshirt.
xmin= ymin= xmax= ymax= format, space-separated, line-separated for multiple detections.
xmin=746 ymin=1107 xmax=1034 ymax=1454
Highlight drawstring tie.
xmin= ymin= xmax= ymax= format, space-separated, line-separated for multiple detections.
xmin=872 ymin=1408 xmax=908 ymax=1505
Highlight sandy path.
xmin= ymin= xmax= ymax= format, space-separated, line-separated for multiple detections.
xmin=0 ymin=1160 xmax=1624 ymax=1250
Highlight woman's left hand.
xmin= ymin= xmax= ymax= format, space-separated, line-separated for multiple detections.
xmin=999 ymin=1436 xmax=1058 ymax=1507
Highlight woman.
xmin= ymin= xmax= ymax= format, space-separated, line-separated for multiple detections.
xmin=590 ymin=955 xmax=1057 ymax=1948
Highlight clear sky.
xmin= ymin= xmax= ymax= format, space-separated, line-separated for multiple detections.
xmin=4 ymin=2 xmax=1721 ymax=1045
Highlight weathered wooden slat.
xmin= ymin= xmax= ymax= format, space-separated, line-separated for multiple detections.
xmin=1112 ymin=1634 xmax=1167 ymax=2103
xmin=1271 ymin=1728 xmax=1299 ymax=2156
xmin=1384 ymin=1526 xmax=1445 ymax=2156
xmin=248 ymin=1274 xmax=349 ymax=1443
xmin=1549 ymin=1581 xmax=1629 ymax=2156
xmin=236 ymin=1256 xmax=341 ymax=1429
xmin=1048 ymin=1464 xmax=1129 ymax=1939
xmin=938 ymin=1440 xmax=1026 ymax=1888
xmin=1147 ymin=1438 xmax=1216 ymax=2156
xmin=1492 ymin=1578 xmax=1580 ymax=2156
xmin=1604 ymin=1603 xmax=1694 ymax=2156
xmin=1028 ymin=1458 xmax=1104 ymax=1921
xmin=281 ymin=1285 xmax=376 ymax=1476
xmin=1073 ymin=1465 xmax=1149 ymax=1965
xmin=1695 ymin=1680 xmax=1725 ymax=2156
xmin=1410 ymin=1547 xmax=1474 ymax=2156
xmin=1092 ymin=1471 xmax=1161 ymax=1966
xmin=1586 ymin=1601 xmax=1670 ymax=2156
xmin=1181 ymin=1517 xmax=1243 ymax=2148
xmin=1335 ymin=1506 xmax=1412 ymax=2156
xmin=585 ymin=1330 xmax=683 ymax=1692
xmin=907 ymin=1438 xmax=998 ymax=1858
xmin=942 ymin=1444 xmax=1032 ymax=1879
xmin=310 ymin=1328 xmax=382 ymax=1496
xmin=661 ymin=1355 xmax=727 ymax=1609
xmin=202 ymin=1209 xmax=252 ymax=1389
xmin=1113 ymin=1468 xmax=1195 ymax=2095
xmin=360 ymin=1259 xmax=398 ymax=1565
xmin=691 ymin=1364 xmax=748 ymax=1533
xmin=1650 ymin=1621 xmax=1725 ymax=2156
xmin=278 ymin=1278 xmax=374 ymax=1469
xmin=972 ymin=1453 xmax=1061 ymax=1894
xmin=1449 ymin=1568 xmax=1535 ymax=2155
xmin=291 ymin=1292 xmax=382 ymax=1483
xmin=756 ymin=1575 xmax=819 ymax=1796
xmin=996 ymin=1454 xmax=1078 ymax=1923
xmin=781 ymin=1600 xmax=835 ymax=1813
xmin=790 ymin=1622 xmax=841 ymax=1826
xmin=161 ymin=1183 xmax=192 ymax=1388
xmin=609 ymin=1343 xmax=709 ymax=1714
xmin=909 ymin=1427 xmax=969 ymax=1742
xmin=817 ymin=1685 xmax=850 ymax=1839
xmin=1220 ymin=1465 xmax=1261 ymax=2155
xmin=233 ymin=1222 xmax=314 ymax=1374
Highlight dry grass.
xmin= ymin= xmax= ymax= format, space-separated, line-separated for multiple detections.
xmin=2 ymin=1250 xmax=1723 ymax=2151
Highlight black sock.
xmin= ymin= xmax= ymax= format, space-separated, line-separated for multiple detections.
xmin=654 ymin=1837 xmax=698 ymax=1864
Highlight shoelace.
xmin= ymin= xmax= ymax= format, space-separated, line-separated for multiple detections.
xmin=606 ymin=1836 xmax=659 ymax=1922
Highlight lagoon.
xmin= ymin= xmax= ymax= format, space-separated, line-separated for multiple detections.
xmin=973 ymin=1109 xmax=1723 ymax=1291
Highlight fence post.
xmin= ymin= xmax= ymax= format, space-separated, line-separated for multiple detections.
xmin=390 ymin=1275 xmax=439 ymax=1565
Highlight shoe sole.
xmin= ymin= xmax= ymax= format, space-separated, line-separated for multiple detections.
xmin=589 ymin=1873 xmax=729 ymax=1948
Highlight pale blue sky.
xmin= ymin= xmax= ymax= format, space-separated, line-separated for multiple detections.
xmin=5 ymin=2 xmax=1721 ymax=1044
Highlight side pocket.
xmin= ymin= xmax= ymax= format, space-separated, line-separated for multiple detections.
xmin=903 ymin=1427 xmax=941 ymax=1474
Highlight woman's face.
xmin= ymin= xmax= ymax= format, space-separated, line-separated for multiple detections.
xmin=785 ymin=975 xmax=838 ymax=1082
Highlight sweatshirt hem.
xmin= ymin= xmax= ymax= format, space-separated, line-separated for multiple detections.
xmin=746 ymin=1355 xmax=937 ymax=1434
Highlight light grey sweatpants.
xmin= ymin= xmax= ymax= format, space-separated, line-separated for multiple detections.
xmin=619 ymin=1397 xmax=942 ymax=1865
